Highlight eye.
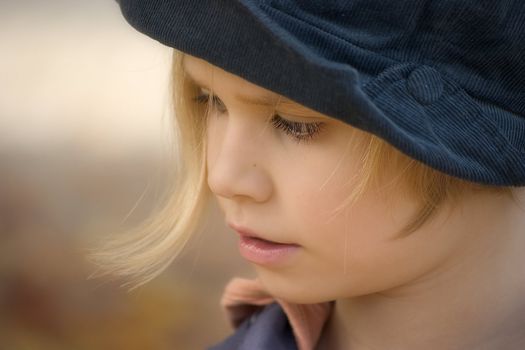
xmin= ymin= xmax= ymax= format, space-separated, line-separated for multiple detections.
xmin=192 ymin=91 xmax=326 ymax=144
xmin=193 ymin=92 xmax=227 ymax=114
xmin=270 ymin=115 xmax=325 ymax=144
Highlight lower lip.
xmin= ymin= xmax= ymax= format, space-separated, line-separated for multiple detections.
xmin=238 ymin=236 xmax=300 ymax=266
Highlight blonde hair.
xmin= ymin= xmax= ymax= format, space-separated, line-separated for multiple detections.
xmin=87 ymin=49 xmax=514 ymax=291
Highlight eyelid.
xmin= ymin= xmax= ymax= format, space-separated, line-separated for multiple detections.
xmin=192 ymin=90 xmax=326 ymax=144
xmin=197 ymin=88 xmax=325 ymax=122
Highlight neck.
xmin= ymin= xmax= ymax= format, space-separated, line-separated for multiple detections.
xmin=320 ymin=190 xmax=525 ymax=350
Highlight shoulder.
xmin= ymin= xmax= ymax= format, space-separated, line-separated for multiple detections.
xmin=207 ymin=302 xmax=298 ymax=350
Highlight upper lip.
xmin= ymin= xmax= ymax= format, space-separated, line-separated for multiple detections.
xmin=228 ymin=222 xmax=297 ymax=245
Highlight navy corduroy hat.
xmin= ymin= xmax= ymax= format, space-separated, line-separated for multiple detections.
xmin=116 ymin=0 xmax=525 ymax=186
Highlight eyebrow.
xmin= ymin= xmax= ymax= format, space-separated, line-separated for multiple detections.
xmin=183 ymin=63 xmax=284 ymax=107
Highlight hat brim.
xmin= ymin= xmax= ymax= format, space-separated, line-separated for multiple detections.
xmin=118 ymin=0 xmax=525 ymax=186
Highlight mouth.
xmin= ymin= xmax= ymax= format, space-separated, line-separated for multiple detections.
xmin=228 ymin=222 xmax=300 ymax=265
xmin=228 ymin=222 xmax=297 ymax=245
xmin=236 ymin=235 xmax=300 ymax=265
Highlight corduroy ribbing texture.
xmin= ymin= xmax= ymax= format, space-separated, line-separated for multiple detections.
xmin=117 ymin=0 xmax=525 ymax=186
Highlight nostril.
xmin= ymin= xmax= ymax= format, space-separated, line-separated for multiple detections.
xmin=207 ymin=161 xmax=273 ymax=203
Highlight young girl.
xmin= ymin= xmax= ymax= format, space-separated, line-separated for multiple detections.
xmin=90 ymin=1 xmax=525 ymax=349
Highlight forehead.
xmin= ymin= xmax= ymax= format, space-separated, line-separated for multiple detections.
xmin=181 ymin=54 xmax=330 ymax=118
xmin=182 ymin=54 xmax=278 ymax=103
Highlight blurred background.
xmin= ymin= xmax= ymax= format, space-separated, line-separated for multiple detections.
xmin=0 ymin=0 xmax=253 ymax=349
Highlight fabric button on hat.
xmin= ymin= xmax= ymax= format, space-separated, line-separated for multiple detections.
xmin=116 ymin=0 xmax=525 ymax=186
xmin=407 ymin=66 xmax=444 ymax=105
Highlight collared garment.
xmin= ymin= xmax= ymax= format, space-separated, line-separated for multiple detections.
xmin=208 ymin=277 xmax=333 ymax=350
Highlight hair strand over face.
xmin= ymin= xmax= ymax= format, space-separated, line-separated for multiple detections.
xmin=86 ymin=50 xmax=515 ymax=290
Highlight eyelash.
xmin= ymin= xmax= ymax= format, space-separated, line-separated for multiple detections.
xmin=191 ymin=93 xmax=325 ymax=144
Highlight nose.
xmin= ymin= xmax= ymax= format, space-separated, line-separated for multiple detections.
xmin=206 ymin=116 xmax=273 ymax=203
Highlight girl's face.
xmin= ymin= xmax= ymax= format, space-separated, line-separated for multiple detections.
xmin=183 ymin=54 xmax=476 ymax=303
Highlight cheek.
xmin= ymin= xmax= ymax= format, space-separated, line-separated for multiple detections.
xmin=205 ymin=118 xmax=219 ymax=164
xmin=287 ymin=166 xmax=421 ymax=290
xmin=285 ymin=161 xmax=379 ymax=265
xmin=296 ymin=183 xmax=389 ymax=259
xmin=291 ymin=160 xmax=362 ymax=231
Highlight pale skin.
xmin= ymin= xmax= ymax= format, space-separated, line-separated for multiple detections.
xmin=183 ymin=54 xmax=525 ymax=350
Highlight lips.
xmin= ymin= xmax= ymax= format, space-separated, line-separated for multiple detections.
xmin=227 ymin=222 xmax=297 ymax=246
xmin=228 ymin=222 xmax=301 ymax=266
xmin=237 ymin=235 xmax=300 ymax=265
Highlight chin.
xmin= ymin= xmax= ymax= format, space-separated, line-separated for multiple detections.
xmin=256 ymin=272 xmax=335 ymax=304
